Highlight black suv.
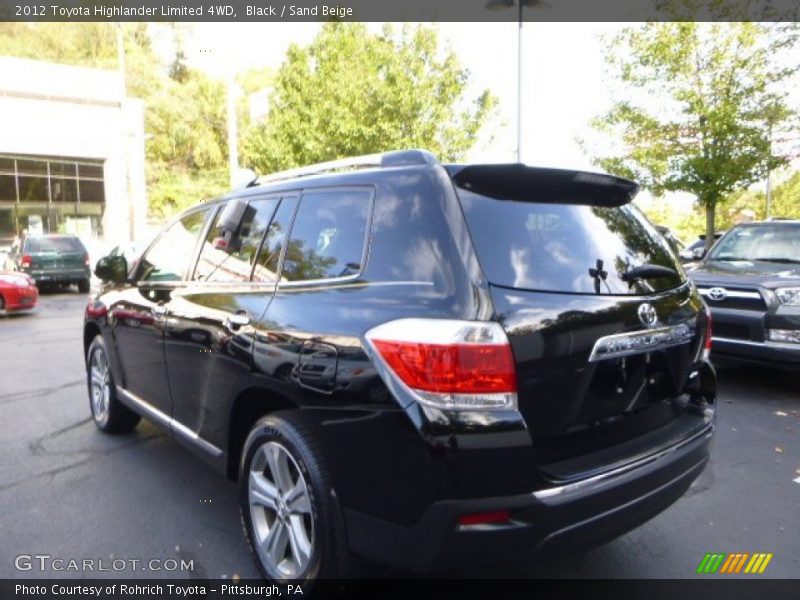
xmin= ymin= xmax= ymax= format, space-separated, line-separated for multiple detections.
xmin=84 ymin=150 xmax=716 ymax=584
xmin=688 ymin=220 xmax=800 ymax=368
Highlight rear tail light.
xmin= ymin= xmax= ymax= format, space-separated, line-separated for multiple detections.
xmin=703 ymin=308 xmax=712 ymax=359
xmin=365 ymin=318 xmax=517 ymax=411
xmin=458 ymin=510 xmax=511 ymax=527
xmin=21 ymin=254 xmax=32 ymax=268
xmin=84 ymin=253 xmax=90 ymax=266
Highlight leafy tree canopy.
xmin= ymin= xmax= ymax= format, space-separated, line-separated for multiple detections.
xmin=589 ymin=21 xmax=799 ymax=248
xmin=241 ymin=23 xmax=497 ymax=173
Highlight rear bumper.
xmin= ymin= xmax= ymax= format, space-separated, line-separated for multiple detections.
xmin=343 ymin=423 xmax=712 ymax=571
xmin=27 ymin=268 xmax=89 ymax=284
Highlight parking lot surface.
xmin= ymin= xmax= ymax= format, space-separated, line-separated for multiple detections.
xmin=1 ymin=292 xmax=798 ymax=579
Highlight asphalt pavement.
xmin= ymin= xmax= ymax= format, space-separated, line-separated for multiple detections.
xmin=1 ymin=291 xmax=798 ymax=579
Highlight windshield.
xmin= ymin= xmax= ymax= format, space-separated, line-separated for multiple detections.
xmin=24 ymin=236 xmax=85 ymax=254
xmin=708 ymin=224 xmax=800 ymax=263
xmin=457 ymin=189 xmax=685 ymax=295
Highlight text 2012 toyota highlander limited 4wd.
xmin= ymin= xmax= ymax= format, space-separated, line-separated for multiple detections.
xmin=83 ymin=150 xmax=716 ymax=585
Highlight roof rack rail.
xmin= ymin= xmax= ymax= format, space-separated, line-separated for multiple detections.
xmin=257 ymin=149 xmax=438 ymax=185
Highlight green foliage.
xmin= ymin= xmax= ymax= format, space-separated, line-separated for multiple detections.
xmin=770 ymin=171 xmax=800 ymax=219
xmin=147 ymin=164 xmax=229 ymax=222
xmin=591 ymin=22 xmax=799 ymax=248
xmin=641 ymin=169 xmax=800 ymax=243
xmin=0 ymin=23 xmax=118 ymax=67
xmin=147 ymin=71 xmax=228 ymax=170
xmin=241 ymin=23 xmax=496 ymax=173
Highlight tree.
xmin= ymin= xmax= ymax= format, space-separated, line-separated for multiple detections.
xmin=240 ymin=23 xmax=496 ymax=173
xmin=589 ymin=22 xmax=799 ymax=250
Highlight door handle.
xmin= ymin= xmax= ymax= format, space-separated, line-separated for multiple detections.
xmin=224 ymin=312 xmax=250 ymax=331
xmin=151 ymin=305 xmax=168 ymax=318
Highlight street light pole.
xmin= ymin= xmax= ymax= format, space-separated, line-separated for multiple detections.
xmin=516 ymin=1 xmax=523 ymax=163
xmin=487 ymin=0 xmax=544 ymax=164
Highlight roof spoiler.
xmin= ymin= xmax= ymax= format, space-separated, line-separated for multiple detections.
xmin=448 ymin=164 xmax=639 ymax=206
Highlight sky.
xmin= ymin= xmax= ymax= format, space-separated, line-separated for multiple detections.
xmin=164 ymin=22 xmax=798 ymax=216
xmin=175 ymin=22 xmax=624 ymax=169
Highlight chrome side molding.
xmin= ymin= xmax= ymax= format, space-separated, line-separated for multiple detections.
xmin=588 ymin=323 xmax=695 ymax=362
xmin=116 ymin=386 xmax=223 ymax=458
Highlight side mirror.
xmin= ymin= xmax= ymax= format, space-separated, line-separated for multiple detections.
xmin=95 ymin=254 xmax=128 ymax=283
xmin=692 ymin=247 xmax=707 ymax=260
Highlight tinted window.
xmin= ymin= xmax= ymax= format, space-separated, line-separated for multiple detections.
xmin=51 ymin=178 xmax=78 ymax=203
xmin=138 ymin=210 xmax=210 ymax=282
xmin=194 ymin=198 xmax=279 ymax=283
xmin=18 ymin=176 xmax=49 ymax=202
xmin=25 ymin=236 xmax=84 ymax=253
xmin=458 ymin=189 xmax=684 ymax=295
xmin=253 ymin=197 xmax=298 ymax=283
xmin=709 ymin=224 xmax=800 ymax=262
xmin=79 ymin=180 xmax=105 ymax=203
xmin=280 ymin=190 xmax=372 ymax=282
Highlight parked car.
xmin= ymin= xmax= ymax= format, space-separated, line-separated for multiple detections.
xmin=655 ymin=225 xmax=685 ymax=256
xmin=687 ymin=220 xmax=800 ymax=368
xmin=84 ymin=150 xmax=716 ymax=586
xmin=0 ymin=270 xmax=38 ymax=313
xmin=7 ymin=234 xmax=91 ymax=292
xmin=679 ymin=231 xmax=724 ymax=263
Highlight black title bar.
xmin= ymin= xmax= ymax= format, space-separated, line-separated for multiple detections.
xmin=1 ymin=0 xmax=799 ymax=22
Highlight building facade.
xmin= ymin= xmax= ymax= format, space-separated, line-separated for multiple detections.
xmin=0 ymin=57 xmax=146 ymax=247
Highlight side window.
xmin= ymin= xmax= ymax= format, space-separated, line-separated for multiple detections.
xmin=137 ymin=209 xmax=210 ymax=282
xmin=193 ymin=197 xmax=279 ymax=283
xmin=252 ymin=197 xmax=298 ymax=283
xmin=280 ymin=190 xmax=372 ymax=282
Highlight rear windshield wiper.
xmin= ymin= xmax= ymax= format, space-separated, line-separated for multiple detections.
xmin=754 ymin=257 xmax=800 ymax=264
xmin=711 ymin=256 xmax=751 ymax=261
xmin=621 ymin=264 xmax=678 ymax=282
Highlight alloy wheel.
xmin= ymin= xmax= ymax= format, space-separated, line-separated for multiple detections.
xmin=249 ymin=441 xmax=314 ymax=579
xmin=89 ymin=348 xmax=111 ymax=425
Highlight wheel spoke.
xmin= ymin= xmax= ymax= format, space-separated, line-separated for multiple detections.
xmin=249 ymin=471 xmax=279 ymax=509
xmin=286 ymin=514 xmax=312 ymax=567
xmin=263 ymin=520 xmax=289 ymax=566
xmin=91 ymin=371 xmax=104 ymax=387
xmin=266 ymin=445 xmax=294 ymax=494
xmin=285 ymin=481 xmax=311 ymax=515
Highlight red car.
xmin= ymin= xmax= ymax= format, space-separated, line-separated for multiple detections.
xmin=0 ymin=271 xmax=39 ymax=314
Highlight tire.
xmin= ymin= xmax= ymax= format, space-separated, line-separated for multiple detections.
xmin=239 ymin=411 xmax=351 ymax=588
xmin=86 ymin=335 xmax=140 ymax=433
xmin=78 ymin=278 xmax=90 ymax=293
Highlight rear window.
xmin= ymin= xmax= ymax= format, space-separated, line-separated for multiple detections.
xmin=24 ymin=236 xmax=84 ymax=254
xmin=458 ymin=190 xmax=684 ymax=295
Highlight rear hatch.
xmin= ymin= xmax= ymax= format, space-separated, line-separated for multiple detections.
xmin=451 ymin=165 xmax=711 ymax=478
xmin=24 ymin=236 xmax=86 ymax=271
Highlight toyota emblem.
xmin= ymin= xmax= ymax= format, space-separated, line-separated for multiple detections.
xmin=637 ymin=303 xmax=658 ymax=328
xmin=708 ymin=287 xmax=728 ymax=301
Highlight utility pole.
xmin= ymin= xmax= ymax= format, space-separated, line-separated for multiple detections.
xmin=765 ymin=123 xmax=773 ymax=219
xmin=227 ymin=71 xmax=239 ymax=187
